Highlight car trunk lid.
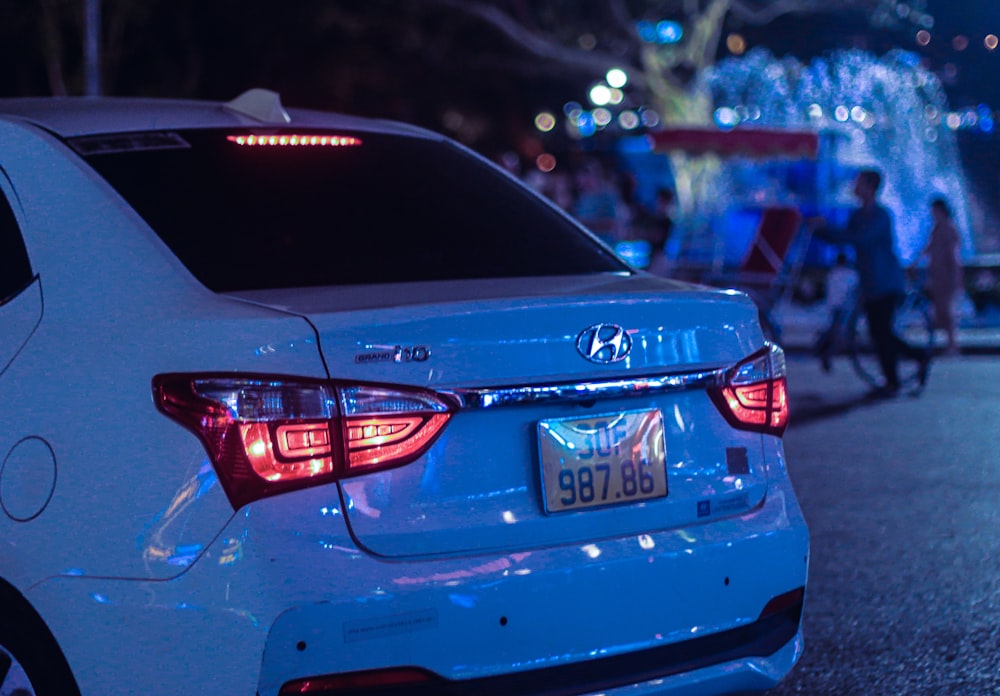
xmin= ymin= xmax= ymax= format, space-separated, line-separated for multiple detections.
xmin=226 ymin=275 xmax=772 ymax=558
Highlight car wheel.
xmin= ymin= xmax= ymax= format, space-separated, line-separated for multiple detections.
xmin=0 ymin=597 xmax=80 ymax=696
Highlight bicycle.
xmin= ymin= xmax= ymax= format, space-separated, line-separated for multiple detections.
xmin=844 ymin=280 xmax=935 ymax=390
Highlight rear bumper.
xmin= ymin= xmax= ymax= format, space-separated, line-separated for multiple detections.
xmin=278 ymin=597 xmax=803 ymax=695
xmin=25 ymin=474 xmax=808 ymax=696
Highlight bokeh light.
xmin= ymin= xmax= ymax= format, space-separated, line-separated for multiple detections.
xmin=535 ymin=153 xmax=556 ymax=173
xmin=609 ymin=88 xmax=625 ymax=105
xmin=635 ymin=20 xmax=656 ymax=43
xmin=534 ymin=112 xmax=556 ymax=132
xmin=952 ymin=35 xmax=969 ymax=51
xmin=807 ymin=103 xmax=824 ymax=120
xmin=618 ymin=111 xmax=640 ymax=130
xmin=640 ymin=109 xmax=661 ymax=128
xmin=726 ymin=33 xmax=747 ymax=55
xmin=592 ymin=107 xmax=613 ymax=127
xmin=714 ymin=107 xmax=739 ymax=129
xmin=986 ymin=34 xmax=999 ymax=51
xmin=656 ymin=20 xmax=683 ymax=44
xmin=606 ymin=68 xmax=628 ymax=88
xmin=945 ymin=112 xmax=962 ymax=130
xmin=916 ymin=30 xmax=931 ymax=46
xmin=834 ymin=105 xmax=850 ymax=122
xmin=636 ymin=19 xmax=682 ymax=44
xmin=588 ymin=84 xmax=612 ymax=106
xmin=578 ymin=33 xmax=597 ymax=51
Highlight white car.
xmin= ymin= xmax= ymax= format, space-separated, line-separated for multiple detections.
xmin=0 ymin=90 xmax=808 ymax=696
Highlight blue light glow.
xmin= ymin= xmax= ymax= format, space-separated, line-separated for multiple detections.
xmin=714 ymin=107 xmax=739 ymax=129
xmin=636 ymin=19 xmax=682 ymax=44
xmin=577 ymin=112 xmax=597 ymax=137
xmin=636 ymin=20 xmax=657 ymax=43
xmin=705 ymin=48 xmax=975 ymax=259
xmin=449 ymin=593 xmax=479 ymax=609
xmin=656 ymin=21 xmax=683 ymax=44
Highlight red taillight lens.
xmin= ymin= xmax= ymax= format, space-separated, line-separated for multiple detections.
xmin=709 ymin=343 xmax=789 ymax=436
xmin=758 ymin=586 xmax=805 ymax=620
xmin=279 ymin=667 xmax=439 ymax=695
xmin=346 ymin=414 xmax=451 ymax=470
xmin=153 ymin=375 xmax=453 ymax=509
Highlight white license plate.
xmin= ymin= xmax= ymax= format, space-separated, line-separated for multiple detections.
xmin=537 ymin=409 xmax=667 ymax=513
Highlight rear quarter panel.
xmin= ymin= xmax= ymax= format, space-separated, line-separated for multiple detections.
xmin=0 ymin=118 xmax=329 ymax=584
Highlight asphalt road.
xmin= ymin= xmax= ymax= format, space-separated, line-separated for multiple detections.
xmin=769 ymin=353 xmax=1000 ymax=695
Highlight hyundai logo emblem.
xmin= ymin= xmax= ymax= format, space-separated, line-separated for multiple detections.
xmin=576 ymin=324 xmax=632 ymax=364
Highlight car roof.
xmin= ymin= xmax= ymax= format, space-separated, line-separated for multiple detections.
xmin=0 ymin=89 xmax=436 ymax=140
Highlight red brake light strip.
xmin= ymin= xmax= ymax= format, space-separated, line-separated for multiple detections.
xmin=226 ymin=134 xmax=362 ymax=147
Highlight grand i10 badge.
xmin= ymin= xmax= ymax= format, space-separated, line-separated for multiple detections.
xmin=576 ymin=324 xmax=632 ymax=364
xmin=355 ymin=345 xmax=431 ymax=365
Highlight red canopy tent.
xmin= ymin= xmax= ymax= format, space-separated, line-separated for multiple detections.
xmin=644 ymin=127 xmax=819 ymax=325
xmin=648 ymin=127 xmax=819 ymax=159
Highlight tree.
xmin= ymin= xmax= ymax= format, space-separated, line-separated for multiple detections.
xmin=386 ymin=0 xmax=939 ymax=219
xmin=9 ymin=1 xmax=933 ymax=128
xmin=416 ymin=0 xmax=934 ymax=126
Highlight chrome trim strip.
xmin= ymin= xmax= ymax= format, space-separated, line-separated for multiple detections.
xmin=443 ymin=368 xmax=728 ymax=410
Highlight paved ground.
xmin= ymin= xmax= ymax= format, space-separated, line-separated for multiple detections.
xmin=771 ymin=300 xmax=1000 ymax=356
xmin=767 ymin=354 xmax=1000 ymax=695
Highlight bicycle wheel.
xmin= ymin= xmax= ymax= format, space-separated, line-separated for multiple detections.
xmin=847 ymin=290 xmax=935 ymax=389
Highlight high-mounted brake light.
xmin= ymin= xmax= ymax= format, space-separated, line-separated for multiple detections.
xmin=153 ymin=375 xmax=453 ymax=509
xmin=226 ymin=134 xmax=362 ymax=147
xmin=709 ymin=343 xmax=789 ymax=436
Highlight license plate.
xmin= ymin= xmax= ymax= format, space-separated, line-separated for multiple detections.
xmin=537 ymin=409 xmax=667 ymax=513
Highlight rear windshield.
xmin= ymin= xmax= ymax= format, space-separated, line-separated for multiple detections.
xmin=70 ymin=129 xmax=627 ymax=292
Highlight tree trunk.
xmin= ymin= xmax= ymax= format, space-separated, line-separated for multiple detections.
xmin=38 ymin=0 xmax=67 ymax=96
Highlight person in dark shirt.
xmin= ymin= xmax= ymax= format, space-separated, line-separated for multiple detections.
xmin=809 ymin=169 xmax=930 ymax=396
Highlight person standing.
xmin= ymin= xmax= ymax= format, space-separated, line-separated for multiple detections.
xmin=809 ymin=169 xmax=930 ymax=396
xmin=917 ymin=197 xmax=964 ymax=355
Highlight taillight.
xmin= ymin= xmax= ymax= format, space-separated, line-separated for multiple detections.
xmin=758 ymin=586 xmax=805 ymax=621
xmin=279 ymin=667 xmax=440 ymax=695
xmin=709 ymin=343 xmax=789 ymax=436
xmin=153 ymin=374 xmax=454 ymax=509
